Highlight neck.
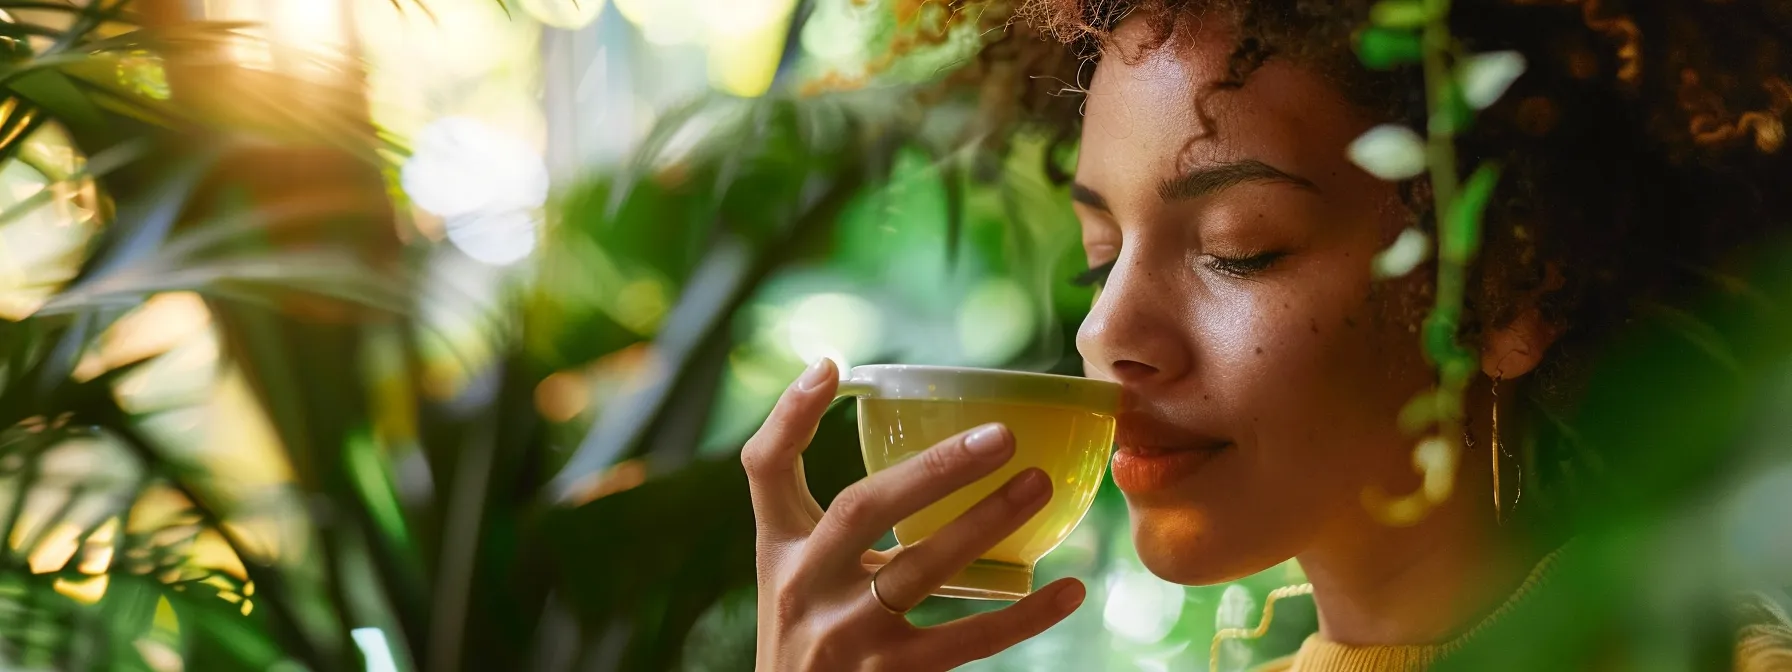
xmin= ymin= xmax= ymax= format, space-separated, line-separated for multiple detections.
xmin=1295 ymin=492 xmax=1538 ymax=647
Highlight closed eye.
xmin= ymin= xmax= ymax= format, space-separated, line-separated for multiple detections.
xmin=1074 ymin=252 xmax=1283 ymax=286
xmin=1202 ymin=251 xmax=1286 ymax=278
xmin=1072 ymin=260 xmax=1115 ymax=287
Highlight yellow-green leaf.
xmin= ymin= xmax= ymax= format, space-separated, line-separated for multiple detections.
xmin=1371 ymin=0 xmax=1431 ymax=28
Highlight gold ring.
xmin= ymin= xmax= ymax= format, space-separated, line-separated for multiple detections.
xmin=869 ymin=565 xmax=908 ymax=616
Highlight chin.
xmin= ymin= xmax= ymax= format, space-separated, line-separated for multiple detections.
xmin=1126 ymin=500 xmax=1295 ymax=587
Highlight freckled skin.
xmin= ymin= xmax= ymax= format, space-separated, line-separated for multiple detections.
xmin=1074 ymin=19 xmax=1437 ymax=585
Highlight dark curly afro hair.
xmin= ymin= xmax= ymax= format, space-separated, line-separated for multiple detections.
xmin=910 ymin=0 xmax=1792 ymax=519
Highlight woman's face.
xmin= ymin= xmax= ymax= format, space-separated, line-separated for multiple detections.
xmin=1074 ymin=18 xmax=1437 ymax=585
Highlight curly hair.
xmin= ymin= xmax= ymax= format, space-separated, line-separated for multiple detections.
xmin=925 ymin=0 xmax=1792 ymax=518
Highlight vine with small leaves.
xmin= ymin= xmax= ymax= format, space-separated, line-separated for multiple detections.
xmin=1349 ymin=0 xmax=1525 ymax=526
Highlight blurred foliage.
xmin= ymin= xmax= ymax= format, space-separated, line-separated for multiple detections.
xmin=1434 ymin=240 xmax=1792 ymax=671
xmin=0 ymin=1 xmax=1785 ymax=671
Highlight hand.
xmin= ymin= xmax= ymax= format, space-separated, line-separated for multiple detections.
xmin=742 ymin=358 xmax=1087 ymax=671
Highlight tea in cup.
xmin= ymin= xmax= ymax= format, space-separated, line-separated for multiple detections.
xmin=836 ymin=365 xmax=1119 ymax=600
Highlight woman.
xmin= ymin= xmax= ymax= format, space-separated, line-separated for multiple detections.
xmin=742 ymin=1 xmax=1792 ymax=669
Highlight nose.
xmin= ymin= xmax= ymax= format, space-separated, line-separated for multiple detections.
xmin=1075 ymin=254 xmax=1193 ymax=386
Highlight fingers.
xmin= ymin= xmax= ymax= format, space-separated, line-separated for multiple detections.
xmin=860 ymin=547 xmax=899 ymax=572
xmin=912 ymin=579 xmax=1085 ymax=666
xmin=808 ymin=423 xmax=1015 ymax=563
xmin=791 ymin=454 xmax=827 ymax=523
xmin=742 ymin=358 xmax=839 ymax=539
xmin=866 ymin=469 xmax=1052 ymax=611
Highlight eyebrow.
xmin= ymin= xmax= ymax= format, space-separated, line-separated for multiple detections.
xmin=1157 ymin=159 xmax=1319 ymax=202
xmin=1070 ymin=159 xmax=1319 ymax=213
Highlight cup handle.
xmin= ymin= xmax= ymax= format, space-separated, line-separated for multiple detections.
xmin=834 ymin=376 xmax=874 ymax=399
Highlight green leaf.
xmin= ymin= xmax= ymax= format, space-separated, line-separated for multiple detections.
xmin=1349 ymin=124 xmax=1428 ymax=181
xmin=0 ymin=104 xmax=46 ymax=166
xmin=1420 ymin=305 xmax=1477 ymax=388
xmin=1633 ymin=301 xmax=1745 ymax=375
xmin=74 ymin=150 xmax=216 ymax=283
xmin=163 ymin=580 xmax=287 ymax=670
xmin=96 ymin=577 xmax=163 ymax=667
xmin=1373 ymin=227 xmax=1432 ymax=279
xmin=41 ymin=251 xmax=410 ymax=316
xmin=1356 ymin=26 xmax=1423 ymax=70
xmin=343 ymin=430 xmax=416 ymax=557
xmin=0 ymin=137 xmax=148 ymax=229
xmin=1459 ymin=51 xmax=1527 ymax=110
xmin=1370 ymin=0 xmax=1432 ymax=28
xmin=1441 ymin=163 xmax=1501 ymax=264
xmin=1422 ymin=307 xmax=1466 ymax=367
xmin=8 ymin=69 xmax=105 ymax=137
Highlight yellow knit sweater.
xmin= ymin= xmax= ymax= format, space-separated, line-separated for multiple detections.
xmin=1251 ymin=551 xmax=1792 ymax=672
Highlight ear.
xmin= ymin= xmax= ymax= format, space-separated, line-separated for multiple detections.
xmin=1481 ymin=305 xmax=1560 ymax=379
xmin=1482 ymin=263 xmax=1567 ymax=379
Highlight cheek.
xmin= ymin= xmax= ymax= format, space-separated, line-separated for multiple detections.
xmin=1200 ymin=266 xmax=1431 ymax=469
xmin=1199 ymin=279 xmax=1374 ymax=405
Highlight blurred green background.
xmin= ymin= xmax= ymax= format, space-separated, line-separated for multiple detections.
xmin=0 ymin=0 xmax=1786 ymax=670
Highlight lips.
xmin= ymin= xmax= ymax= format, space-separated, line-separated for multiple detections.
xmin=1109 ymin=412 xmax=1230 ymax=493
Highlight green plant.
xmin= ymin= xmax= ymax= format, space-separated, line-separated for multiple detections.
xmin=2 ymin=1 xmax=1786 ymax=671
xmin=1348 ymin=0 xmax=1525 ymax=526
xmin=0 ymin=1 xmax=1033 ymax=669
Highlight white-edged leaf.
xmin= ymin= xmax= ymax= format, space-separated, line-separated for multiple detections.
xmin=1373 ymin=227 xmax=1431 ymax=279
xmin=1460 ymin=51 xmax=1527 ymax=110
xmin=1348 ymin=124 xmax=1427 ymax=181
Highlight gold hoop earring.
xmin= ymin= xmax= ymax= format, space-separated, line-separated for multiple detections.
xmin=1492 ymin=374 xmax=1504 ymax=523
xmin=1490 ymin=374 xmax=1522 ymax=522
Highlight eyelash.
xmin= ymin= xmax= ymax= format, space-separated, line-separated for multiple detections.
xmin=1071 ymin=252 xmax=1286 ymax=287
xmin=1071 ymin=261 xmax=1115 ymax=287
xmin=1206 ymin=251 xmax=1286 ymax=278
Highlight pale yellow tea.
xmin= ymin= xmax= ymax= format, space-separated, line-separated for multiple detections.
xmin=856 ymin=397 xmax=1116 ymax=600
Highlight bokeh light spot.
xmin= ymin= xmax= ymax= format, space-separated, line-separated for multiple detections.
xmin=957 ymin=278 xmax=1034 ymax=365
xmin=535 ymin=371 xmax=591 ymax=422
xmin=1720 ymin=461 xmax=1792 ymax=586
xmin=708 ymin=21 xmax=789 ymax=97
xmin=446 ymin=210 xmax=539 ymax=266
xmin=1214 ymin=584 xmax=1258 ymax=670
xmin=520 ymin=0 xmax=608 ymax=30
xmin=800 ymin=0 xmax=872 ymax=62
xmin=785 ymin=292 xmax=881 ymax=374
xmin=402 ymin=116 xmax=548 ymax=219
xmin=615 ymin=278 xmax=669 ymax=334
xmin=614 ymin=0 xmax=702 ymax=45
xmin=116 ymin=51 xmax=171 ymax=100
xmin=1102 ymin=567 xmax=1184 ymax=644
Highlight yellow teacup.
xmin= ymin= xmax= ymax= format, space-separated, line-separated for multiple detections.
xmin=837 ymin=365 xmax=1119 ymax=600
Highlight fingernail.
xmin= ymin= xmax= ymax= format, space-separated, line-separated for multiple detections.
xmin=1007 ymin=469 xmax=1049 ymax=504
xmin=794 ymin=359 xmax=833 ymax=392
xmin=964 ymin=424 xmax=1010 ymax=457
xmin=1056 ymin=581 xmax=1086 ymax=611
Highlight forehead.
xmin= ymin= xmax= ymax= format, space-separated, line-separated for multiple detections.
xmin=1077 ymin=18 xmax=1369 ymax=195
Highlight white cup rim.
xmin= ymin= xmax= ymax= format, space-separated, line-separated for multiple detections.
xmin=837 ymin=364 xmax=1120 ymax=412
